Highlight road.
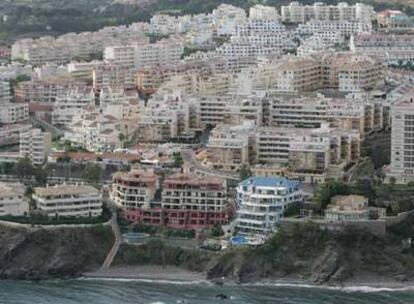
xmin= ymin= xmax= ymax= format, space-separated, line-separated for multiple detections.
xmin=102 ymin=210 xmax=123 ymax=269
xmin=30 ymin=116 xmax=64 ymax=139
xmin=181 ymin=149 xmax=239 ymax=181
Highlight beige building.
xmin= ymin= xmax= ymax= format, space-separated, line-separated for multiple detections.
xmin=325 ymin=195 xmax=371 ymax=221
xmin=33 ymin=184 xmax=102 ymax=217
xmin=0 ymin=182 xmax=29 ymax=216
xmin=206 ymin=121 xmax=255 ymax=171
xmin=274 ymin=57 xmax=322 ymax=93
xmin=111 ymin=170 xmax=158 ymax=209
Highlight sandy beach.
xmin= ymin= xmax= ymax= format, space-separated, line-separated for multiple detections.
xmin=83 ymin=266 xmax=414 ymax=291
xmin=83 ymin=265 xmax=206 ymax=282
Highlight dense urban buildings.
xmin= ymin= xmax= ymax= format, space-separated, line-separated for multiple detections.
xmin=1 ymin=2 xmax=413 ymax=241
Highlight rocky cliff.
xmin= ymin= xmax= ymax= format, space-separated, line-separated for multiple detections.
xmin=0 ymin=224 xmax=114 ymax=280
xmin=206 ymin=217 xmax=414 ymax=285
xmin=2 ymin=213 xmax=414 ymax=285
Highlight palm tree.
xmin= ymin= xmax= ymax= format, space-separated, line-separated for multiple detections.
xmin=118 ymin=133 xmax=126 ymax=149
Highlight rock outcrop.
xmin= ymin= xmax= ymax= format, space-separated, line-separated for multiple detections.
xmin=0 ymin=224 xmax=114 ymax=280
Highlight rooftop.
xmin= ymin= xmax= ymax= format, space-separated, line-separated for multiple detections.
xmin=239 ymin=176 xmax=301 ymax=190
xmin=34 ymin=184 xmax=100 ymax=197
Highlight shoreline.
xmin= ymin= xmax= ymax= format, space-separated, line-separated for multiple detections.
xmin=83 ymin=265 xmax=207 ymax=282
xmin=82 ymin=266 xmax=414 ymax=291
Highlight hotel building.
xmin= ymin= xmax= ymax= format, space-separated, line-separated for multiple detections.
xmin=236 ymin=176 xmax=303 ymax=235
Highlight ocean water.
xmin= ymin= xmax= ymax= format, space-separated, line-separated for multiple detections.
xmin=2 ymin=279 xmax=414 ymax=304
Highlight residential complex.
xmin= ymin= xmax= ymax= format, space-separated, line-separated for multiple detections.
xmin=2 ymin=0 xmax=414 ymax=239
xmin=11 ymin=23 xmax=149 ymax=66
xmin=33 ymin=184 xmax=103 ymax=217
xmin=120 ymin=173 xmax=234 ymax=229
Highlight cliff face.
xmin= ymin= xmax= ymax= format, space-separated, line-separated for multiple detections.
xmin=0 ymin=224 xmax=114 ymax=280
xmin=206 ymin=219 xmax=414 ymax=285
xmin=2 ymin=215 xmax=414 ymax=285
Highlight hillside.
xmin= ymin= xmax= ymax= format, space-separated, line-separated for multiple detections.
xmin=0 ymin=223 xmax=114 ymax=280
xmin=0 ymin=0 xmax=413 ymax=42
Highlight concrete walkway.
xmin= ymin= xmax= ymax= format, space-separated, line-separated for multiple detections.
xmin=102 ymin=211 xmax=123 ymax=268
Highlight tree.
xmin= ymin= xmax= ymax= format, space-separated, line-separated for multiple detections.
xmin=33 ymin=167 xmax=48 ymax=186
xmin=313 ymin=180 xmax=350 ymax=211
xmin=371 ymin=144 xmax=389 ymax=169
xmin=60 ymin=153 xmax=72 ymax=163
xmin=173 ymin=152 xmax=184 ymax=168
xmin=118 ymin=133 xmax=126 ymax=149
xmin=239 ymin=164 xmax=252 ymax=181
xmin=81 ymin=163 xmax=102 ymax=185
xmin=14 ymin=157 xmax=34 ymax=181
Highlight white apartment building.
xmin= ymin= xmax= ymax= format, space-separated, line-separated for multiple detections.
xmin=350 ymin=33 xmax=414 ymax=64
xmin=389 ymin=92 xmax=414 ymax=183
xmin=12 ymin=23 xmax=149 ymax=65
xmin=67 ymin=61 xmax=103 ymax=81
xmin=217 ymin=19 xmax=295 ymax=58
xmin=92 ymin=64 xmax=135 ymax=90
xmin=249 ymin=5 xmax=280 ymax=20
xmin=207 ymin=121 xmax=255 ymax=171
xmin=20 ymin=128 xmax=52 ymax=165
xmin=297 ymin=31 xmax=344 ymax=56
xmin=136 ymin=93 xmax=191 ymax=142
xmin=268 ymin=94 xmax=383 ymax=137
xmin=134 ymin=40 xmax=184 ymax=69
xmin=0 ymin=81 xmax=11 ymax=103
xmin=0 ymin=64 xmax=32 ymax=81
xmin=281 ymin=2 xmax=373 ymax=23
xmin=52 ymin=87 xmax=95 ymax=126
xmin=236 ymin=176 xmax=303 ymax=235
xmin=15 ymin=77 xmax=83 ymax=105
xmin=104 ymin=44 xmax=139 ymax=67
xmin=212 ymin=4 xmax=247 ymax=36
xmin=0 ymin=182 xmax=29 ymax=216
xmin=297 ymin=20 xmax=372 ymax=38
xmin=0 ymin=124 xmax=31 ymax=147
xmin=33 ymin=184 xmax=102 ymax=217
xmin=0 ymin=103 xmax=29 ymax=124
xmin=65 ymin=102 xmax=137 ymax=152
xmin=0 ymin=81 xmax=29 ymax=124
xmin=254 ymin=125 xmax=359 ymax=167
xmin=149 ymin=14 xmax=184 ymax=35
xmin=105 ymin=39 xmax=184 ymax=70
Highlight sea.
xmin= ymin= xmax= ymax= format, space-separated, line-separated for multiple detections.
xmin=2 ymin=279 xmax=414 ymax=304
